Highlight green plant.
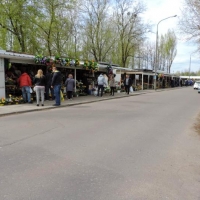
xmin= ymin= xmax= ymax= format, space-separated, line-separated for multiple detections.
xmin=104 ymin=87 xmax=110 ymax=93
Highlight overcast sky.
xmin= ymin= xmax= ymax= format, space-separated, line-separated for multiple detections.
xmin=143 ymin=0 xmax=199 ymax=73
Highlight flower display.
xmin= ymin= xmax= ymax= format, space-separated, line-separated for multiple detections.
xmin=90 ymin=61 xmax=98 ymax=71
xmin=83 ymin=60 xmax=89 ymax=70
xmin=75 ymin=59 xmax=80 ymax=67
xmin=60 ymin=58 xmax=66 ymax=66
xmin=34 ymin=55 xmax=52 ymax=66
xmin=34 ymin=55 xmax=43 ymax=64
xmin=0 ymin=98 xmax=6 ymax=106
xmin=158 ymin=73 xmax=164 ymax=79
xmin=34 ymin=55 xmax=98 ymax=70
xmin=45 ymin=58 xmax=51 ymax=66
xmin=0 ymin=95 xmax=24 ymax=105
xmin=83 ymin=60 xmax=98 ymax=71
xmin=55 ymin=55 xmax=61 ymax=64
xmin=65 ymin=58 xmax=71 ymax=66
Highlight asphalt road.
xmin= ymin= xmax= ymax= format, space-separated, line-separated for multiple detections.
xmin=0 ymin=87 xmax=200 ymax=200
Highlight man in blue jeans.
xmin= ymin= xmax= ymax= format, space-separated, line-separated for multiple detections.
xmin=51 ymin=66 xmax=62 ymax=106
xmin=18 ymin=68 xmax=32 ymax=103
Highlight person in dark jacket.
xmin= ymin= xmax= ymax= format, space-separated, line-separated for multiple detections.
xmin=123 ymin=75 xmax=132 ymax=95
xmin=34 ymin=69 xmax=46 ymax=106
xmin=65 ymin=74 xmax=75 ymax=100
xmin=51 ymin=66 xmax=62 ymax=106
xmin=45 ymin=68 xmax=54 ymax=100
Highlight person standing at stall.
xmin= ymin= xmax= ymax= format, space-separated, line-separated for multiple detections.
xmin=45 ymin=68 xmax=54 ymax=100
xmin=18 ymin=68 xmax=32 ymax=103
xmin=65 ymin=74 xmax=75 ymax=100
xmin=51 ymin=66 xmax=62 ymax=106
xmin=97 ymin=73 xmax=106 ymax=97
xmin=123 ymin=74 xmax=132 ymax=95
xmin=34 ymin=69 xmax=46 ymax=106
xmin=109 ymin=74 xmax=116 ymax=96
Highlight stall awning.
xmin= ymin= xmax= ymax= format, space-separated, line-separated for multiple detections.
xmin=0 ymin=50 xmax=35 ymax=64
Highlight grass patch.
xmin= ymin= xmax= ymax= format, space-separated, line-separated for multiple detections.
xmin=193 ymin=113 xmax=200 ymax=135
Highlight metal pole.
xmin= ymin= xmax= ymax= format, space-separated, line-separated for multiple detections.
xmin=74 ymin=68 xmax=76 ymax=92
xmin=154 ymin=25 xmax=159 ymax=90
xmin=142 ymin=73 xmax=144 ymax=90
xmin=189 ymin=55 xmax=191 ymax=80
xmin=189 ymin=51 xmax=196 ymax=80
xmin=154 ymin=15 xmax=177 ymax=91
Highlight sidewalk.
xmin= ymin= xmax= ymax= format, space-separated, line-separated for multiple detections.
xmin=0 ymin=88 xmax=181 ymax=117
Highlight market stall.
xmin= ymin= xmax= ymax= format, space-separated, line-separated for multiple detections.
xmin=0 ymin=50 xmax=38 ymax=104
xmin=0 ymin=50 xmax=101 ymax=105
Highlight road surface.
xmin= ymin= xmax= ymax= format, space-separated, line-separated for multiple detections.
xmin=0 ymin=87 xmax=200 ymax=200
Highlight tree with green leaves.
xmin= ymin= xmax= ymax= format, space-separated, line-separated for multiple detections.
xmin=0 ymin=0 xmax=34 ymax=52
xmin=28 ymin=0 xmax=74 ymax=56
xmin=113 ymin=0 xmax=149 ymax=68
xmin=80 ymin=0 xmax=116 ymax=62
xmin=179 ymin=0 xmax=200 ymax=50
xmin=158 ymin=30 xmax=177 ymax=73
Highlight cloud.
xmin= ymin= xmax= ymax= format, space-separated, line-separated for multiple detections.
xmin=142 ymin=0 xmax=199 ymax=72
xmin=172 ymin=41 xmax=199 ymax=72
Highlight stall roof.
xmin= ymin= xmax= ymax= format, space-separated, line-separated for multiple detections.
xmin=0 ymin=50 xmax=34 ymax=59
xmin=0 ymin=50 xmax=35 ymax=64
xmin=180 ymin=76 xmax=200 ymax=80
xmin=98 ymin=62 xmax=137 ymax=73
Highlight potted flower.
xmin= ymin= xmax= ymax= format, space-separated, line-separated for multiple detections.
xmin=0 ymin=98 xmax=6 ymax=106
xmin=55 ymin=55 xmax=61 ymax=64
xmin=83 ymin=60 xmax=89 ymax=70
xmin=75 ymin=59 xmax=80 ymax=67
xmin=73 ymin=91 xmax=80 ymax=97
xmin=65 ymin=58 xmax=71 ymax=66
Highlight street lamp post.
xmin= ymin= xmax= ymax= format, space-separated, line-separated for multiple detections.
xmin=154 ymin=15 xmax=177 ymax=90
xmin=189 ymin=52 xmax=196 ymax=80
xmin=189 ymin=54 xmax=191 ymax=80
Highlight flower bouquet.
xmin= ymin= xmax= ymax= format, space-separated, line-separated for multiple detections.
xmin=83 ymin=60 xmax=89 ymax=70
xmin=75 ymin=59 xmax=80 ymax=67
xmin=65 ymin=58 xmax=71 ymax=66
xmin=34 ymin=55 xmax=43 ymax=64
xmin=0 ymin=98 xmax=6 ymax=106
xmin=55 ymin=55 xmax=61 ymax=64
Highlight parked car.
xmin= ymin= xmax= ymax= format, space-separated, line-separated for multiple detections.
xmin=193 ymin=81 xmax=200 ymax=89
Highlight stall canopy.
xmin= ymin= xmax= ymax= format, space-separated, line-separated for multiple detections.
xmin=0 ymin=50 xmax=35 ymax=64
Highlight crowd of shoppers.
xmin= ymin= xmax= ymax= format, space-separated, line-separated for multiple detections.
xmin=17 ymin=66 xmax=133 ymax=107
xmin=18 ymin=66 xmax=63 ymax=107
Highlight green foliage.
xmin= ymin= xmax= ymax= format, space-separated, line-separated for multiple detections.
xmin=158 ymin=30 xmax=177 ymax=73
xmin=0 ymin=0 xmax=148 ymax=68
xmin=175 ymin=69 xmax=200 ymax=76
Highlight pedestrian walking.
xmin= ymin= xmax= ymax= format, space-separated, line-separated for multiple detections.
xmin=123 ymin=75 xmax=132 ymax=95
xmin=97 ymin=73 xmax=106 ymax=97
xmin=33 ymin=69 xmax=46 ymax=106
xmin=109 ymin=74 xmax=116 ymax=96
xmin=65 ymin=74 xmax=75 ymax=100
xmin=45 ymin=67 xmax=54 ymax=100
xmin=51 ymin=66 xmax=62 ymax=106
xmin=18 ymin=68 xmax=32 ymax=103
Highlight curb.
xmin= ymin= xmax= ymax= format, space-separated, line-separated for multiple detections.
xmin=0 ymin=87 xmax=185 ymax=117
